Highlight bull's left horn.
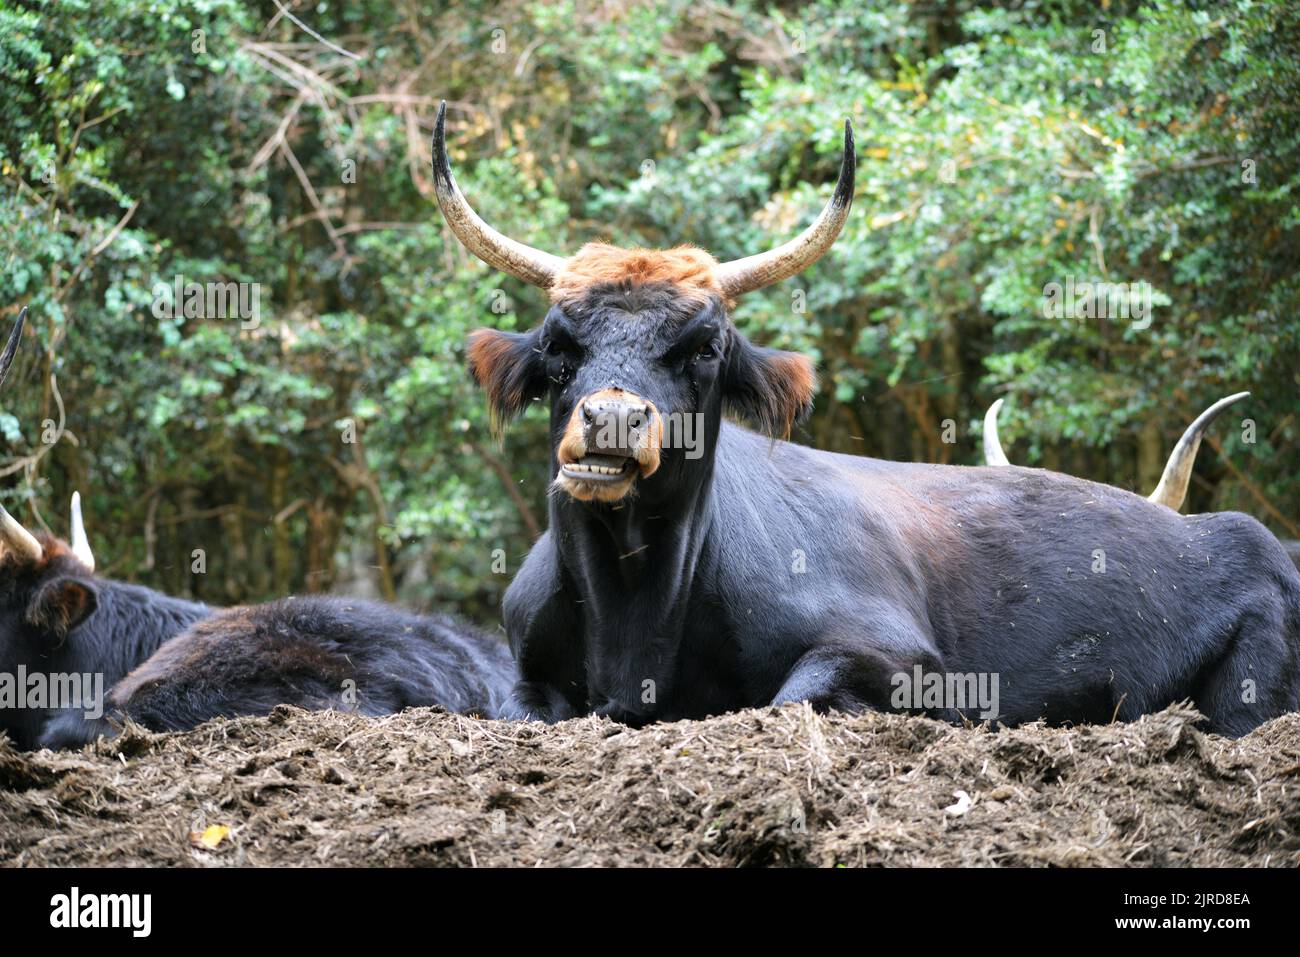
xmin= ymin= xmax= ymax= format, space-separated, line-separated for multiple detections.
xmin=431 ymin=101 xmax=566 ymax=289
xmin=70 ymin=491 xmax=95 ymax=572
xmin=1148 ymin=391 xmax=1250 ymax=511
xmin=982 ymin=399 xmax=1011 ymax=467
xmin=716 ymin=120 xmax=856 ymax=298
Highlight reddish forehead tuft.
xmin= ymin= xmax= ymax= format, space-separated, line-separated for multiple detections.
xmin=550 ymin=243 xmax=723 ymax=304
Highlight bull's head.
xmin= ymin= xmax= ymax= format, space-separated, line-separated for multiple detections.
xmin=434 ymin=104 xmax=854 ymax=504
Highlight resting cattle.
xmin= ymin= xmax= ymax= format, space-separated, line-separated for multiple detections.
xmin=1 ymin=308 xmax=515 ymax=750
xmin=432 ymin=103 xmax=1300 ymax=735
xmin=0 ymin=497 xmax=212 ymax=750
xmin=124 ymin=597 xmax=512 ymax=728
xmin=0 ymin=309 xmax=210 ymax=749
xmin=42 ymin=595 xmax=517 ymax=748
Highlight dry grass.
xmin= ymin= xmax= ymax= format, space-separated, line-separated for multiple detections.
xmin=2 ymin=702 xmax=1298 ymax=867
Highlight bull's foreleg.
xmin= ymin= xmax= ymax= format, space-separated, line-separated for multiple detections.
xmin=498 ymin=680 xmax=578 ymax=723
xmin=1194 ymin=599 xmax=1300 ymax=737
xmin=500 ymin=531 xmax=587 ymax=722
xmin=771 ymin=641 xmax=943 ymax=715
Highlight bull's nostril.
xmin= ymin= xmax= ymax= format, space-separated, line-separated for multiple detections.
xmin=582 ymin=402 xmax=595 ymax=424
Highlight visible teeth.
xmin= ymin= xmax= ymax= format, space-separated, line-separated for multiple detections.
xmin=567 ymin=462 xmax=626 ymax=476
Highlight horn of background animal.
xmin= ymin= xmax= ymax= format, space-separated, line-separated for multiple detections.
xmin=715 ymin=120 xmax=857 ymax=298
xmin=0 ymin=307 xmax=27 ymax=392
xmin=70 ymin=491 xmax=94 ymax=572
xmin=982 ymin=399 xmax=1010 ymax=467
xmin=431 ymin=102 xmax=566 ymax=288
xmin=983 ymin=392 xmax=1250 ymax=512
xmin=1147 ymin=391 xmax=1250 ymax=511
xmin=0 ymin=504 xmax=43 ymax=562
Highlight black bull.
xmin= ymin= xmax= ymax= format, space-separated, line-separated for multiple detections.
xmin=431 ymin=102 xmax=1300 ymax=736
xmin=508 ymin=418 xmax=1300 ymax=735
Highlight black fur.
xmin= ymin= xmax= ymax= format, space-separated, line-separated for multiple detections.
xmin=484 ymin=286 xmax=1300 ymax=736
xmin=40 ymin=595 xmax=517 ymax=748
xmin=0 ymin=540 xmax=210 ymax=750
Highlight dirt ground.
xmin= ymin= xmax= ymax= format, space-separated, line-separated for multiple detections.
xmin=2 ymin=702 xmax=1298 ymax=867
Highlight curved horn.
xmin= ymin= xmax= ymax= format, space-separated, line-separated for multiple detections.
xmin=0 ymin=504 xmax=43 ymax=563
xmin=716 ymin=121 xmax=857 ymax=298
xmin=0 ymin=307 xmax=27 ymax=392
xmin=1148 ymin=391 xmax=1250 ymax=511
xmin=983 ymin=399 xmax=1011 ymax=467
xmin=70 ymin=491 xmax=94 ymax=572
xmin=431 ymin=102 xmax=566 ymax=288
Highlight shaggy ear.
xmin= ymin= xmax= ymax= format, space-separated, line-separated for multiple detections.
xmin=26 ymin=577 xmax=99 ymax=639
xmin=724 ymin=334 xmax=817 ymax=438
xmin=466 ymin=328 xmax=546 ymax=434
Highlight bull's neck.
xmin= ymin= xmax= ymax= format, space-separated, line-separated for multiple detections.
xmin=551 ymin=470 xmax=717 ymax=717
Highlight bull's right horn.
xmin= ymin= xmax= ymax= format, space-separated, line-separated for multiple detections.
xmin=1147 ymin=391 xmax=1250 ymax=511
xmin=0 ymin=504 xmax=43 ymax=563
xmin=431 ymin=102 xmax=566 ymax=289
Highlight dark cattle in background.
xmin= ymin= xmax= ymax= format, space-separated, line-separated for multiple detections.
xmin=432 ymin=102 xmax=1300 ymax=736
xmin=0 ymin=515 xmax=211 ymax=751
xmin=0 ymin=310 xmax=211 ymax=750
xmin=43 ymin=595 xmax=517 ymax=748
xmin=2 ymin=308 xmax=516 ymax=750
xmin=983 ymin=392 xmax=1249 ymax=512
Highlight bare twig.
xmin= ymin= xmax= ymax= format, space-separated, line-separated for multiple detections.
xmin=53 ymin=198 xmax=141 ymax=304
xmin=272 ymin=0 xmax=364 ymax=61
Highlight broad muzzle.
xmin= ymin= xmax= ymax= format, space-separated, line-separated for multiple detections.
xmin=555 ymin=388 xmax=663 ymax=502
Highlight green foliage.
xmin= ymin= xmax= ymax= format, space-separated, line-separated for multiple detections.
xmin=1 ymin=0 xmax=1297 ymax=615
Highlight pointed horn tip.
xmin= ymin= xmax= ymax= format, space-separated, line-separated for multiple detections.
xmin=431 ymin=103 xmax=451 ymax=192
xmin=833 ymin=121 xmax=856 ymax=210
xmin=1195 ymin=390 xmax=1251 ymax=427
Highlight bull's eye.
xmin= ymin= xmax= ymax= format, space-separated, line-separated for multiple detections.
xmin=696 ymin=342 xmax=717 ymax=360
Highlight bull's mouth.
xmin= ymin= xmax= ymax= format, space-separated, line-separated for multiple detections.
xmin=559 ymin=453 xmax=637 ymax=483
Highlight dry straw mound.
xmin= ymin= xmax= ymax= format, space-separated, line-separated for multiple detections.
xmin=3 ymin=702 xmax=1298 ymax=867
